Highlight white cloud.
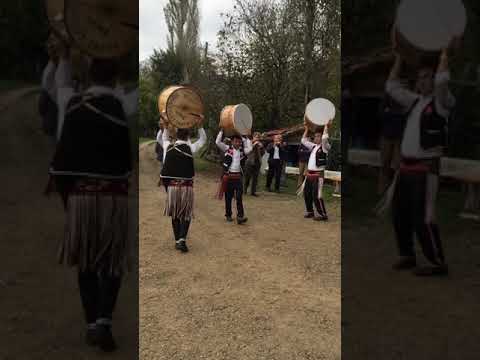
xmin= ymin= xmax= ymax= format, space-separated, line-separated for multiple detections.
xmin=139 ymin=0 xmax=235 ymax=61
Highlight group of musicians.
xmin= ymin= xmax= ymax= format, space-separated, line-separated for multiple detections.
xmin=157 ymin=115 xmax=332 ymax=253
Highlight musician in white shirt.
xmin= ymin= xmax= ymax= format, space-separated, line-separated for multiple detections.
xmin=216 ymin=130 xmax=253 ymax=224
xmin=300 ymin=122 xmax=331 ymax=221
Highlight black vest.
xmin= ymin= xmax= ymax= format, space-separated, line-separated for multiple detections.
xmin=223 ymin=147 xmax=246 ymax=173
xmin=51 ymin=93 xmax=131 ymax=178
xmin=402 ymin=98 xmax=448 ymax=151
xmin=161 ymin=143 xmax=194 ymax=179
xmin=315 ymin=146 xmax=327 ymax=167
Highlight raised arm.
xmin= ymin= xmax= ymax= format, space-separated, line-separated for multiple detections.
xmin=215 ymin=130 xmax=229 ymax=152
xmin=301 ymin=125 xmax=315 ymax=150
xmin=162 ymin=128 xmax=171 ymax=163
xmin=41 ymin=61 xmax=57 ymax=100
xmin=118 ymin=87 xmax=138 ymax=118
xmin=55 ymin=55 xmax=75 ymax=141
xmin=156 ymin=129 xmax=163 ymax=146
xmin=434 ymin=48 xmax=455 ymax=116
xmin=385 ymin=55 xmax=418 ymax=108
xmin=243 ymin=136 xmax=253 ymax=155
xmin=190 ymin=128 xmax=207 ymax=154
xmin=322 ymin=124 xmax=332 ymax=153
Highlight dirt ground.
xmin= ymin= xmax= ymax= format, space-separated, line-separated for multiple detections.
xmin=139 ymin=142 xmax=341 ymax=360
xmin=342 ymin=174 xmax=480 ymax=359
xmin=0 ymin=90 xmax=138 ymax=360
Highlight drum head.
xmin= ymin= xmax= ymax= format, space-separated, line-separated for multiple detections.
xmin=396 ymin=0 xmax=466 ymax=51
xmin=165 ymin=87 xmax=204 ymax=129
xmin=64 ymin=0 xmax=138 ymax=58
xmin=233 ymin=104 xmax=253 ymax=135
xmin=305 ymin=98 xmax=335 ymax=126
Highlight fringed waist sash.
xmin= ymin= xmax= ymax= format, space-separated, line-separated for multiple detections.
xmin=72 ymin=179 xmax=128 ymax=194
xmin=216 ymin=172 xmax=242 ymax=200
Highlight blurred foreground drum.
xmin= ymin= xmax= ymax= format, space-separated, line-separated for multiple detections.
xmin=395 ymin=0 xmax=466 ymax=66
xmin=304 ymin=98 xmax=335 ymax=131
xmin=158 ymin=86 xmax=205 ymax=129
xmin=64 ymin=0 xmax=138 ymax=58
xmin=219 ymin=104 xmax=253 ymax=136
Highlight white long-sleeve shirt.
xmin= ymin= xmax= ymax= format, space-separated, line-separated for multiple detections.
xmin=386 ymin=71 xmax=455 ymax=159
xmin=162 ymin=128 xmax=207 ymax=163
xmin=156 ymin=129 xmax=163 ymax=146
xmin=55 ymin=58 xmax=139 ymax=141
xmin=215 ymin=130 xmax=253 ymax=173
xmin=41 ymin=61 xmax=57 ymax=101
xmin=301 ymin=133 xmax=331 ymax=171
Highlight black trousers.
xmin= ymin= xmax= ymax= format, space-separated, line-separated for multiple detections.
xmin=78 ymin=270 xmax=122 ymax=325
xmin=304 ymin=176 xmax=327 ymax=217
xmin=171 ymin=218 xmax=191 ymax=241
xmin=244 ymin=164 xmax=260 ymax=195
xmin=392 ymin=171 xmax=445 ymax=265
xmin=225 ymin=177 xmax=244 ymax=218
xmin=266 ymin=159 xmax=282 ymax=191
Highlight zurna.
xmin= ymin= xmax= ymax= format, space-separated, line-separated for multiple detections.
xmin=219 ymin=104 xmax=253 ymax=136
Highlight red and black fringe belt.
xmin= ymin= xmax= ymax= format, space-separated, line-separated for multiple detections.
xmin=400 ymin=158 xmax=440 ymax=175
xmin=72 ymin=180 xmax=129 ymax=195
xmin=167 ymin=179 xmax=194 ymax=187
xmin=306 ymin=171 xmax=324 ymax=180
xmin=216 ymin=172 xmax=242 ymax=200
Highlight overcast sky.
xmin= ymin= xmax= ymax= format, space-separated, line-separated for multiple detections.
xmin=139 ymin=0 xmax=236 ymax=61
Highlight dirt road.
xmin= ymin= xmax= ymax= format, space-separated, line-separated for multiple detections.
xmin=0 ymin=90 xmax=137 ymax=360
xmin=139 ymin=143 xmax=341 ymax=360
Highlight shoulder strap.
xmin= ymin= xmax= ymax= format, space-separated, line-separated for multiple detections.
xmin=405 ymin=98 xmax=420 ymax=117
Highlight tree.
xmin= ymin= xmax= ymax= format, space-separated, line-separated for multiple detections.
xmin=164 ymin=0 xmax=201 ymax=82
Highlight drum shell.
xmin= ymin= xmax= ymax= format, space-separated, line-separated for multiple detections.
xmin=219 ymin=105 xmax=252 ymax=136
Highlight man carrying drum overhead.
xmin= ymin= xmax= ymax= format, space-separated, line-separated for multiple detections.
xmin=382 ymin=28 xmax=456 ymax=276
xmin=160 ymin=118 xmax=207 ymax=253
xmin=299 ymin=121 xmax=331 ymax=221
xmin=216 ymin=130 xmax=253 ymax=224
xmin=47 ymin=48 xmax=137 ymax=352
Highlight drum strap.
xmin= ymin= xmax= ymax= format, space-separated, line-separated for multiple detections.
xmin=166 ymin=145 xmax=194 ymax=158
xmin=66 ymin=94 xmax=128 ymax=128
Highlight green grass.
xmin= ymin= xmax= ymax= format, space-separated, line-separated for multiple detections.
xmin=0 ymin=80 xmax=30 ymax=92
xmin=140 ymin=137 xmax=155 ymax=145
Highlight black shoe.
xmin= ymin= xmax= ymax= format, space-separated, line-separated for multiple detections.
xmin=96 ymin=324 xmax=117 ymax=353
xmin=226 ymin=216 xmax=233 ymax=222
xmin=237 ymin=217 xmax=248 ymax=225
xmin=304 ymin=212 xmax=314 ymax=219
xmin=313 ymin=215 xmax=328 ymax=221
xmin=85 ymin=327 xmax=98 ymax=347
xmin=175 ymin=239 xmax=189 ymax=253
xmin=251 ymin=193 xmax=259 ymax=197
xmin=392 ymin=257 xmax=417 ymax=271
xmin=413 ymin=264 xmax=448 ymax=277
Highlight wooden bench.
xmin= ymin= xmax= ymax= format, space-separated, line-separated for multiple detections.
xmin=349 ymin=148 xmax=480 ymax=219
